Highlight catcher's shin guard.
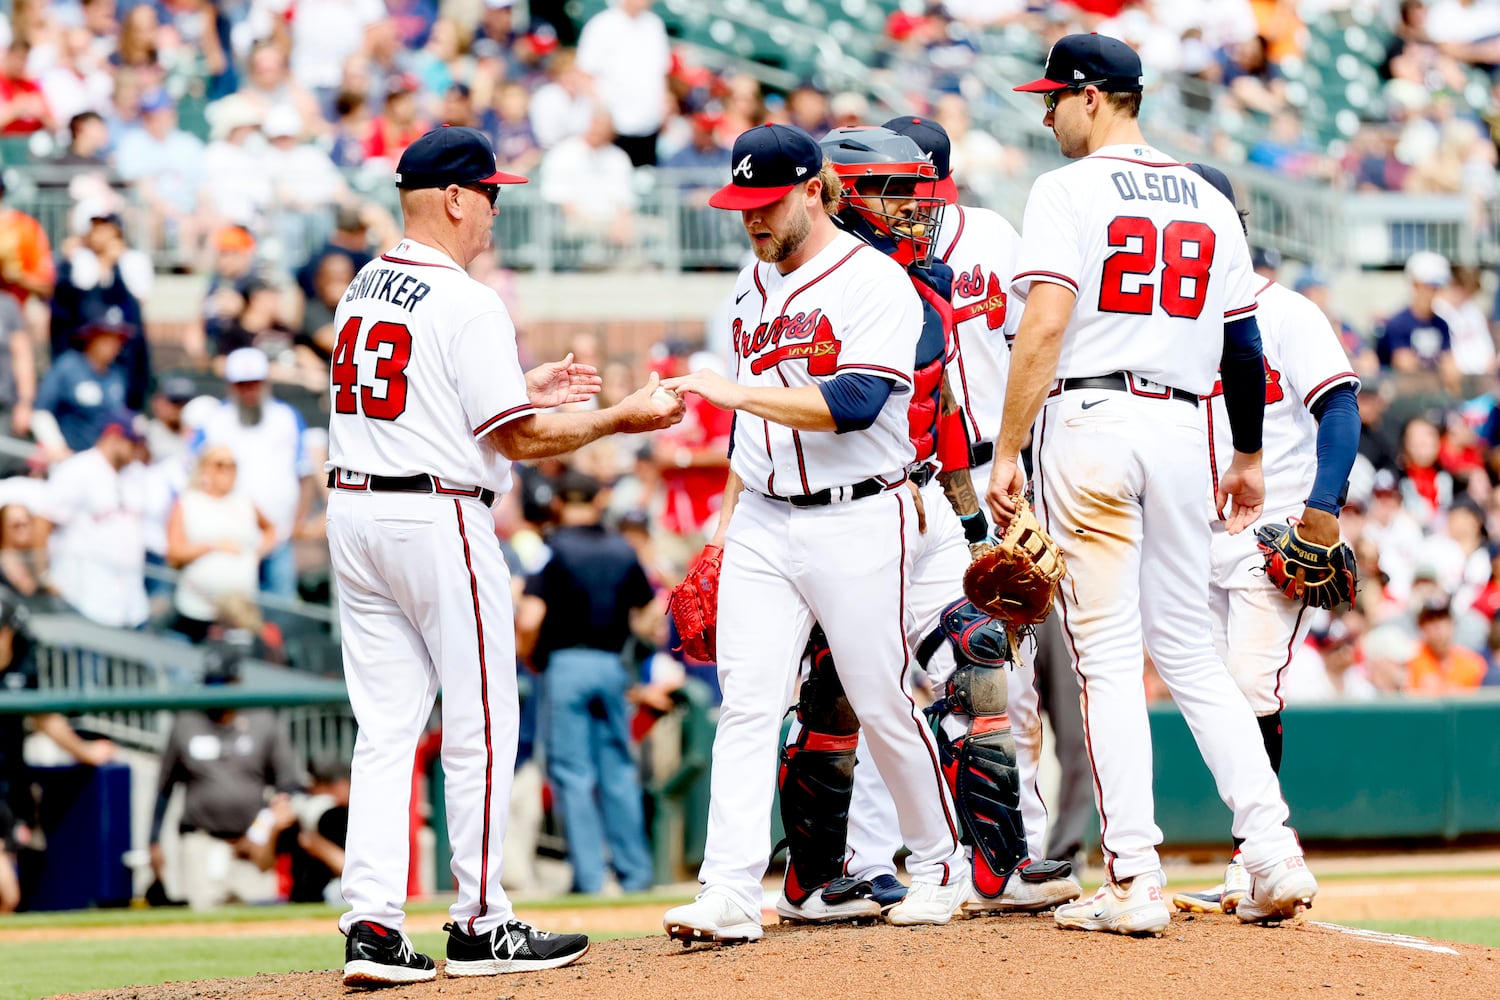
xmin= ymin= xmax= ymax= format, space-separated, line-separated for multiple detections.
xmin=925 ymin=600 xmax=1029 ymax=897
xmin=778 ymin=626 xmax=861 ymax=906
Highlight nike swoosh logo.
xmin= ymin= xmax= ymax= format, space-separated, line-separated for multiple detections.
xmin=1081 ymin=399 xmax=1107 ymax=410
xmin=735 ymin=289 xmax=751 ymax=304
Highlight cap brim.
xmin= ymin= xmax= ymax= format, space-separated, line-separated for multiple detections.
xmin=708 ymin=183 xmax=794 ymax=210
xmin=1014 ymin=78 xmax=1068 ymax=92
xmin=934 ymin=175 xmax=958 ymax=205
xmin=477 ymin=169 xmax=529 ymax=185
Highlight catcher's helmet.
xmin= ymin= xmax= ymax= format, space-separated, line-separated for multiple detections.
xmin=819 ymin=126 xmax=944 ymax=267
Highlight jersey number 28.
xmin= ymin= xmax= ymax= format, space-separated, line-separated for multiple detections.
xmin=1098 ymin=217 xmax=1216 ymax=320
xmin=332 ymin=316 xmax=412 ymax=420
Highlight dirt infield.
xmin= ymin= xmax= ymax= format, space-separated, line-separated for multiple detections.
xmin=57 ymin=913 xmax=1500 ymax=1000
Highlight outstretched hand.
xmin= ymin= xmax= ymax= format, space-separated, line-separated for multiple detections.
xmin=614 ymin=372 xmax=686 ymax=433
xmin=662 ymin=368 xmax=748 ymax=411
xmin=525 ymin=352 xmax=603 ymax=408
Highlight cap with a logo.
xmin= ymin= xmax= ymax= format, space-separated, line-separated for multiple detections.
xmin=1014 ymin=33 xmax=1144 ymax=93
xmin=395 ymin=125 xmax=528 ymax=190
xmin=709 ymin=124 xmax=823 ymax=210
xmin=224 ymin=346 xmax=270 ymax=384
xmin=882 ymin=115 xmax=957 ymax=205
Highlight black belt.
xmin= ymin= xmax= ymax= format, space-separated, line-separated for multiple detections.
xmin=1059 ymin=372 xmax=1199 ymax=408
xmin=969 ymin=441 xmax=994 ymax=467
xmin=758 ymin=476 xmax=892 ymax=508
xmin=327 ymin=470 xmax=497 ymax=507
xmin=909 ymin=464 xmax=936 ymax=489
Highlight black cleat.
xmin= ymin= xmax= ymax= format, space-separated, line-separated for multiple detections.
xmin=444 ymin=919 xmax=590 ymax=976
xmin=343 ymin=920 xmax=437 ymax=986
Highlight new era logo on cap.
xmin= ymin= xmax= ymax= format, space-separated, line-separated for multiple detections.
xmin=710 ymin=124 xmax=824 ymax=211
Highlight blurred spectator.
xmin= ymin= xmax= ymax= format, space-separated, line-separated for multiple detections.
xmin=32 ymin=320 xmax=133 ymax=456
xmin=1345 ymin=125 xmax=1407 ymax=192
xmin=483 ymin=81 xmax=542 ymax=174
xmin=577 ymin=0 xmax=669 ymax=166
xmin=651 ymin=350 xmax=731 ymax=549
xmin=144 ymin=375 xmax=198 ymax=466
xmin=1366 ymin=468 xmax=1426 ymax=598
xmin=1376 ymin=251 xmax=1457 ymax=381
xmin=166 ymin=446 xmax=275 ymax=643
xmin=1 ymin=592 xmax=115 ymax=913
xmin=32 ymin=415 xmax=148 ymax=628
xmin=48 ymin=110 xmax=112 ymax=175
xmin=295 ymin=206 xmax=376 ymax=302
xmin=0 ymin=40 xmax=55 ymax=136
xmin=49 ymin=211 xmax=152 ymax=409
xmin=296 ymin=253 xmax=355 ymax=376
xmin=412 ymin=17 xmax=468 ymax=99
xmin=540 ymin=107 xmax=638 ymax=262
xmin=211 ymin=278 xmax=299 ymax=378
xmin=829 ymin=91 xmax=870 ymax=130
xmin=198 ymin=225 xmax=260 ymax=362
xmin=0 ymin=281 xmax=32 ymax=438
xmin=1436 ymin=265 xmax=1495 ymax=378
xmin=785 ymin=84 xmax=831 ymax=137
xmin=148 ymin=651 xmax=303 ymax=910
xmin=290 ymin=0 xmax=387 ymax=107
xmin=1282 ymin=618 xmax=1378 ymax=703
xmin=1398 ymin=414 xmax=1456 ymax=526
xmin=191 ymin=348 xmax=315 ymax=598
xmin=0 ymin=503 xmax=46 ymax=601
xmin=114 ymin=89 xmax=205 ymax=259
xmin=262 ymin=107 xmax=350 ymax=254
xmin=199 ymin=94 xmax=273 ymax=235
xmin=38 ymin=28 xmax=113 ymax=127
xmin=364 ymin=73 xmax=428 ymax=163
xmin=1357 ymin=377 xmax=1401 ymax=471
xmin=660 ymin=111 xmax=731 ymax=176
xmin=1214 ymin=34 xmax=1285 ymax=115
xmin=1426 ymin=0 xmax=1500 ymax=66
xmin=475 ymin=0 xmax=524 ymax=54
xmin=1248 ymin=111 xmax=1339 ymax=181
xmin=112 ymin=4 xmax=163 ymax=77
xmin=1295 ymin=269 xmax=1378 ymax=379
xmin=529 ymin=48 xmax=595 ymax=150
xmin=328 ymin=90 xmax=371 ymax=167
xmin=1405 ymin=119 xmax=1498 ymax=223
xmin=437 ymin=82 xmax=478 ymax=129
xmin=934 ymin=93 xmax=1021 ymax=184
xmin=239 ymin=41 xmax=324 ymax=140
xmin=0 ymin=174 xmax=55 ymax=308
xmin=1407 ymin=597 xmax=1487 ymax=691
xmin=277 ymin=756 xmax=350 ymax=904
xmin=517 ymin=472 xmax=655 ymax=894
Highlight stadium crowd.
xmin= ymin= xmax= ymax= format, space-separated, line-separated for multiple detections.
xmin=3 ymin=0 xmax=1500 ymax=913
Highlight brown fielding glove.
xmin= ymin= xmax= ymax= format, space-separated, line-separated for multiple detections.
xmin=1255 ymin=521 xmax=1358 ymax=611
xmin=963 ymin=494 xmax=1066 ymax=628
xmin=668 ymin=544 xmax=723 ymax=661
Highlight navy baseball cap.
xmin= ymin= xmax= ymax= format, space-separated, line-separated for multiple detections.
xmin=395 ymin=125 xmax=528 ymax=190
xmin=882 ymin=115 xmax=957 ymax=205
xmin=709 ymin=124 xmax=823 ymax=210
xmin=1015 ymin=33 xmax=1144 ymax=93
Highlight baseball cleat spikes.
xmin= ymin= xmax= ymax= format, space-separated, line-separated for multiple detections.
xmin=663 ymin=891 xmax=765 ymax=945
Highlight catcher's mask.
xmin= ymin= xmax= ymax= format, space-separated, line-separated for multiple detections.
xmin=820 ymin=126 xmax=944 ymax=267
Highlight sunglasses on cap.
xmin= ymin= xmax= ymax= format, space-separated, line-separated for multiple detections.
xmin=1043 ymin=82 xmax=1105 ymax=112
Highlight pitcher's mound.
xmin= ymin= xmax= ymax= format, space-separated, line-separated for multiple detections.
xmin=61 ymin=913 xmax=1500 ymax=1000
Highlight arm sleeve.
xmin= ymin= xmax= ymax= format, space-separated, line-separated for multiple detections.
xmin=818 ymin=373 xmax=895 ymax=433
xmin=1306 ymin=384 xmax=1360 ymax=515
xmin=451 ymin=305 xmax=536 ymax=439
xmin=1220 ymin=315 xmax=1265 ymax=454
xmin=1011 ymin=171 xmax=1082 ymax=301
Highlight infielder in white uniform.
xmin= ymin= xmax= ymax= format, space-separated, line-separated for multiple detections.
xmin=990 ymin=35 xmax=1317 ymax=937
xmin=831 ymin=118 xmax=1078 ymax=914
xmin=1172 ymin=166 xmax=1360 ymax=915
xmin=328 ymin=126 xmax=683 ymax=985
xmin=659 ymin=124 xmax=971 ymax=944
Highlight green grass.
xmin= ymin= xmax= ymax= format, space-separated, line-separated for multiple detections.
xmin=1352 ymin=918 xmax=1500 ymax=949
xmin=0 ymin=931 xmax=645 ymax=1000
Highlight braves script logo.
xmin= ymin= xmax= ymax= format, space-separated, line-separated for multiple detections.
xmin=952 ymin=268 xmax=1007 ymax=330
xmin=734 ymin=155 xmax=753 ymax=179
xmin=1207 ymin=359 xmax=1284 ymax=404
xmin=733 ymin=309 xmax=842 ymax=375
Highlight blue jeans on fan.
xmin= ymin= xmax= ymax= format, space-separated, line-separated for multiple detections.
xmin=543 ymin=647 xmax=653 ymax=894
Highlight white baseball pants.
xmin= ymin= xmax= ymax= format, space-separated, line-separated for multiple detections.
xmin=1209 ymin=522 xmax=1313 ymax=715
xmin=700 ymin=488 xmax=967 ymax=918
xmin=844 ymin=476 xmax=1051 ymax=882
xmin=1033 ymin=389 xmax=1302 ymax=883
xmin=329 ymin=490 xmax=518 ymax=936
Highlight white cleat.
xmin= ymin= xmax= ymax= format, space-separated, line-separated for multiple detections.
xmin=1055 ymin=872 xmax=1172 ymax=937
xmin=1237 ymin=855 xmax=1318 ymax=925
xmin=664 ymin=890 xmax=765 ymax=945
xmin=886 ymin=876 xmax=972 ymax=926
xmin=776 ymin=889 xmax=881 ymax=924
xmin=963 ymin=860 xmax=1082 ymax=915
xmin=1172 ymin=856 xmax=1250 ymax=914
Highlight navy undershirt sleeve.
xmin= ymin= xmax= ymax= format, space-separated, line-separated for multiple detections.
xmin=819 ymin=373 xmax=895 ymax=433
xmin=1220 ymin=315 xmax=1265 ymax=454
xmin=1306 ymin=384 xmax=1360 ymax=515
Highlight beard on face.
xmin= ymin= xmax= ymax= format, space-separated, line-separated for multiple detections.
xmin=751 ymin=201 xmax=812 ymax=264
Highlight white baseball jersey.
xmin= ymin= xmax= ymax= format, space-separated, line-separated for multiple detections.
xmin=726 ymin=230 xmax=917 ymax=495
xmin=326 ymin=238 xmax=533 ymax=495
xmin=935 ymin=205 xmax=1021 ymax=453
xmin=1203 ymin=279 xmax=1360 ymax=524
xmin=1012 ymin=144 xmax=1259 ymax=396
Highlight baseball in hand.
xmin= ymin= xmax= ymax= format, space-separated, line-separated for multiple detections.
xmin=652 ymin=387 xmax=680 ymax=406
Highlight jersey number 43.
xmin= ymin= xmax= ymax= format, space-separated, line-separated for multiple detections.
xmin=1098 ymin=217 xmax=1216 ymax=320
xmin=332 ymin=315 xmax=412 ymax=420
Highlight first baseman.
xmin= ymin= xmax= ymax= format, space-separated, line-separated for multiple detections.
xmin=989 ymin=34 xmax=1316 ymax=937
xmin=328 ymin=125 xmax=683 ymax=985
